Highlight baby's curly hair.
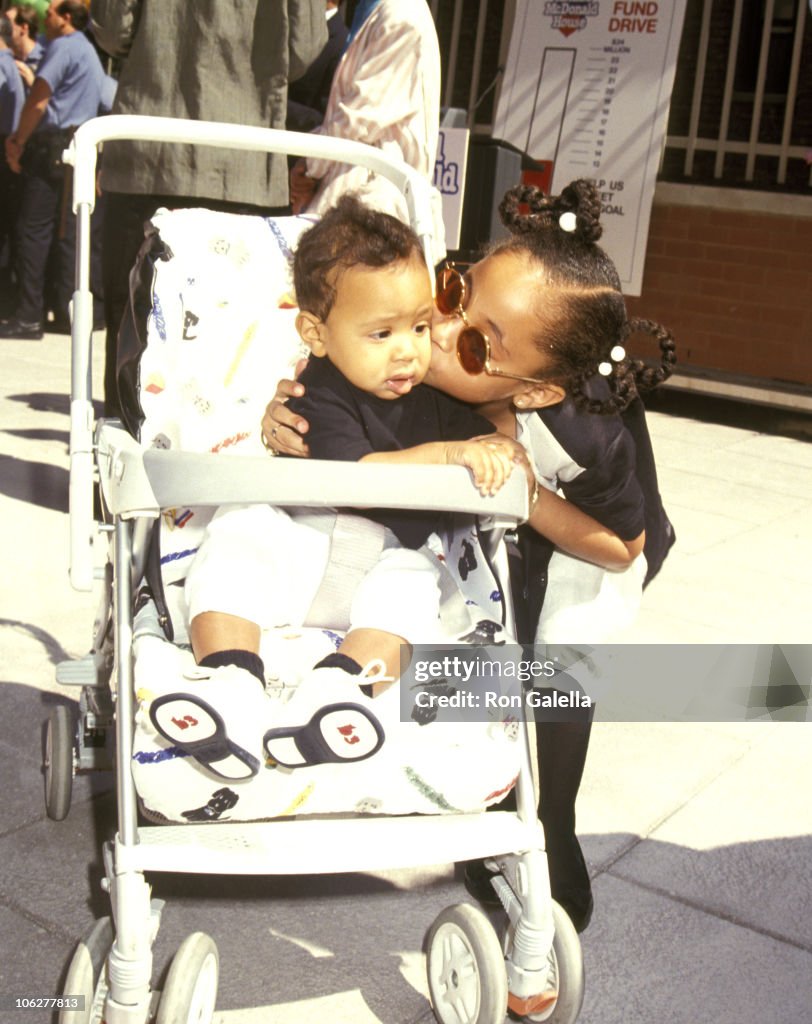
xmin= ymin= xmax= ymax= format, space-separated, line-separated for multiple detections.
xmin=494 ymin=180 xmax=676 ymax=414
xmin=293 ymin=194 xmax=425 ymax=321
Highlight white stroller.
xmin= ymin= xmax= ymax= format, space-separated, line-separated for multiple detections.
xmin=48 ymin=116 xmax=585 ymax=1024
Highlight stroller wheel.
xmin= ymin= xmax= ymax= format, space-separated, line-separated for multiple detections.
xmin=45 ymin=705 xmax=75 ymax=820
xmin=426 ymin=902 xmax=507 ymax=1024
xmin=517 ymin=900 xmax=584 ymax=1024
xmin=158 ymin=932 xmax=219 ymax=1024
xmin=60 ymin=916 xmax=113 ymax=1023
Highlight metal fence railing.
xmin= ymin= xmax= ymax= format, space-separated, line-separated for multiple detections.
xmin=430 ymin=0 xmax=811 ymax=194
xmin=663 ymin=0 xmax=811 ymax=191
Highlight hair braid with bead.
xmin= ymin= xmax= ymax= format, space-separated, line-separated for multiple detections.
xmin=494 ymin=180 xmax=676 ymax=414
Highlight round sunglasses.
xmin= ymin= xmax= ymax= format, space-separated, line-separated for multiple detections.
xmin=435 ymin=264 xmax=549 ymax=386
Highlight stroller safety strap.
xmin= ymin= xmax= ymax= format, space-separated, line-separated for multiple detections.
xmin=304 ymin=512 xmax=386 ymax=630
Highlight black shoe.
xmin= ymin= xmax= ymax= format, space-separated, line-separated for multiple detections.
xmin=0 ymin=317 xmax=43 ymax=340
xmin=49 ymin=316 xmax=71 ymax=335
xmin=555 ymin=888 xmax=594 ymax=933
xmin=462 ymin=858 xmax=502 ymax=908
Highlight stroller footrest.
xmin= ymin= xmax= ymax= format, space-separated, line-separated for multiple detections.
xmin=56 ymin=655 xmax=100 ymax=687
xmin=115 ymin=813 xmax=546 ymax=876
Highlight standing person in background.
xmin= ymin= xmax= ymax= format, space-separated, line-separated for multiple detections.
xmin=0 ymin=0 xmax=110 ymax=341
xmin=289 ymin=0 xmax=446 ymax=263
xmin=286 ymin=0 xmax=348 ymax=133
xmin=6 ymin=5 xmax=45 ymax=90
xmin=0 ymin=12 xmax=24 ymax=313
xmin=90 ymin=0 xmax=327 ymax=419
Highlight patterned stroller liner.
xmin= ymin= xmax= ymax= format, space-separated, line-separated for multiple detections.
xmin=120 ymin=206 xmax=523 ymax=823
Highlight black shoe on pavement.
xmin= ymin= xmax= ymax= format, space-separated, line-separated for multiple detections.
xmin=554 ymin=887 xmax=594 ymax=934
xmin=0 ymin=317 xmax=44 ymax=340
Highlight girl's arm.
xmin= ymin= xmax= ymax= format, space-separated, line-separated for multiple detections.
xmin=529 ymin=487 xmax=645 ymax=571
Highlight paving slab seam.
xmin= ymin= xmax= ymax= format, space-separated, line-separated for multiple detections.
xmin=0 ymin=815 xmax=50 ymax=841
xmin=590 ymin=740 xmax=757 ymax=879
xmin=0 ymin=789 xmax=110 ymax=841
xmin=600 ymin=872 xmax=812 ymax=956
xmin=0 ymin=889 xmax=78 ymax=946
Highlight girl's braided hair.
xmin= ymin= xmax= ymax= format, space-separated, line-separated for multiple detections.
xmin=496 ymin=180 xmax=676 ymax=414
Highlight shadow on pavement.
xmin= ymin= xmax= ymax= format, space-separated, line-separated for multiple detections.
xmin=0 ymin=452 xmax=69 ymax=513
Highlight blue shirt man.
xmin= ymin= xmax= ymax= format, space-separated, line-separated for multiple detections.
xmin=0 ymin=1 xmax=109 ymax=339
xmin=35 ymin=28 xmax=108 ymax=131
xmin=4 ymin=0 xmax=108 ymax=171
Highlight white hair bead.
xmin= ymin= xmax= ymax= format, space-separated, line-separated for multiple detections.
xmin=558 ymin=211 xmax=577 ymax=233
xmin=610 ymin=345 xmax=626 ymax=361
xmin=598 ymin=361 xmax=612 ymax=376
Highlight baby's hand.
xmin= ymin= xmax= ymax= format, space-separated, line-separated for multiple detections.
xmin=445 ymin=434 xmax=526 ymax=496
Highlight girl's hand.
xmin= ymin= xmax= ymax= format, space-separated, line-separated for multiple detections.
xmin=445 ymin=435 xmax=523 ymax=496
xmin=261 ymin=360 xmax=311 ymax=456
xmin=470 ymin=433 xmax=537 ymax=503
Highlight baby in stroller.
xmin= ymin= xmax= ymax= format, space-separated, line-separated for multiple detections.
xmin=149 ymin=195 xmax=534 ymax=782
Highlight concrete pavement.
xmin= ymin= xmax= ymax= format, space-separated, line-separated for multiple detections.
xmin=1 ymin=330 xmax=811 ymax=1023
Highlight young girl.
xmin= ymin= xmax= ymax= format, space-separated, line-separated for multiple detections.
xmin=265 ymin=179 xmax=677 ymax=930
xmin=271 ymin=180 xmax=675 ymax=642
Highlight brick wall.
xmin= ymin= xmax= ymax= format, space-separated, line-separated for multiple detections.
xmin=625 ymin=189 xmax=812 ymax=388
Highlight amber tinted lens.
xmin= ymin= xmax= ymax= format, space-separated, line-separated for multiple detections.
xmin=436 ymin=267 xmax=465 ymax=315
xmin=457 ymin=327 xmax=489 ymax=375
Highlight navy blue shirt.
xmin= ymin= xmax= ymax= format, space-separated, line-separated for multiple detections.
xmin=288 ymin=356 xmax=495 ymax=548
xmin=513 ymin=377 xmax=675 ymax=640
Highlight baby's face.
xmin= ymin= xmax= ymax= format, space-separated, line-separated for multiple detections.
xmin=318 ymin=255 xmax=433 ymax=400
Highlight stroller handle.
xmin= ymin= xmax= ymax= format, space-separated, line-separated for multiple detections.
xmin=64 ymin=115 xmax=436 ymax=255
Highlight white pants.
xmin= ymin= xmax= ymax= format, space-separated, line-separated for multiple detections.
xmin=185 ymin=504 xmax=444 ymax=643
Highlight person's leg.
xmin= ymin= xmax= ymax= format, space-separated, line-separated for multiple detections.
xmin=535 ymin=710 xmax=594 ymax=931
xmin=463 ymin=703 xmax=595 ymax=932
xmin=150 ymin=505 xmax=317 ymax=778
xmin=102 ymin=192 xmax=166 ymax=416
xmin=263 ymin=542 xmax=441 ymax=768
xmin=0 ymin=155 xmax=21 ymax=315
xmin=311 ymin=543 xmax=443 ymax=694
xmin=90 ymin=189 xmax=107 ymax=330
xmin=190 ymin=611 xmax=262 ymax=664
xmin=52 ymin=187 xmax=77 ymax=328
xmin=13 ymin=171 xmax=59 ymax=326
xmin=333 ymin=628 xmax=404 ymax=694
xmin=189 ymin=610 xmax=265 ymax=686
xmin=262 ymin=629 xmax=392 ymax=771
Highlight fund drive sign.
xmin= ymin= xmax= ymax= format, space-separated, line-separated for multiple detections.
xmin=493 ymin=1 xmax=687 ymax=294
